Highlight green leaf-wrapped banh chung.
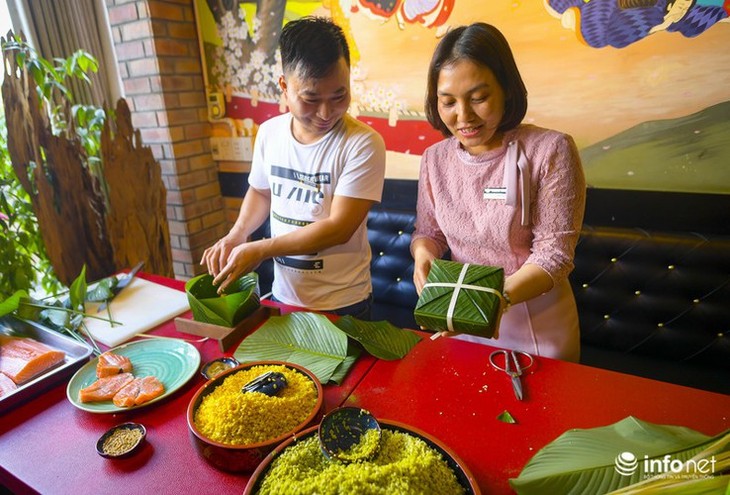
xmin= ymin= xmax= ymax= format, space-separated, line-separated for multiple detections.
xmin=414 ymin=259 xmax=504 ymax=337
xmin=185 ymin=273 xmax=260 ymax=327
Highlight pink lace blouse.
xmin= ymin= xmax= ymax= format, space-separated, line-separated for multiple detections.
xmin=412 ymin=124 xmax=586 ymax=284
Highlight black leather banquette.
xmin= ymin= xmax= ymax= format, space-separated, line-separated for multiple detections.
xmin=245 ymin=179 xmax=730 ymax=394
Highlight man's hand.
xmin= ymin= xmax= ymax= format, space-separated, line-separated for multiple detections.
xmin=211 ymin=240 xmax=265 ymax=293
xmin=200 ymin=228 xmax=250 ymax=277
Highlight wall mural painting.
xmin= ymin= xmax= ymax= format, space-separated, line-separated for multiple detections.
xmin=195 ymin=0 xmax=730 ymax=194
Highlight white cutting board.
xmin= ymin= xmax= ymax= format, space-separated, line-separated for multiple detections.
xmin=84 ymin=277 xmax=190 ymax=347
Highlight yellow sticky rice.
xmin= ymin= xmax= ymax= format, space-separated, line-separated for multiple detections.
xmin=256 ymin=430 xmax=466 ymax=494
xmin=194 ymin=365 xmax=318 ymax=446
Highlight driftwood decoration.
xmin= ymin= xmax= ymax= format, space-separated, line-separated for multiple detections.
xmin=2 ymin=39 xmax=173 ymax=285
xmin=101 ymin=99 xmax=173 ymax=278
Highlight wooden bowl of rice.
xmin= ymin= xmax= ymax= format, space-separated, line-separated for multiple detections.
xmin=186 ymin=360 xmax=323 ymax=473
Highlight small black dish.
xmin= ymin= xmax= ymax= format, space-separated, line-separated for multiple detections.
xmin=201 ymin=357 xmax=240 ymax=380
xmin=96 ymin=422 xmax=147 ymax=458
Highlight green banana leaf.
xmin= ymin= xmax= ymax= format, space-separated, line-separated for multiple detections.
xmin=414 ymin=259 xmax=504 ymax=337
xmin=510 ymin=416 xmax=729 ymax=495
xmin=329 ymin=344 xmax=362 ymax=385
xmin=233 ymin=312 xmax=348 ymax=384
xmin=185 ymin=273 xmax=260 ymax=327
xmin=334 ymin=315 xmax=421 ymax=360
xmin=0 ymin=290 xmax=29 ymax=317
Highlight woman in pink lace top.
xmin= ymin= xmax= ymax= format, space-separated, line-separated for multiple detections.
xmin=411 ymin=23 xmax=586 ymax=361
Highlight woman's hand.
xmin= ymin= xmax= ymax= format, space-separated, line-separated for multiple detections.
xmin=411 ymin=238 xmax=440 ymax=294
xmin=413 ymin=254 xmax=434 ymax=295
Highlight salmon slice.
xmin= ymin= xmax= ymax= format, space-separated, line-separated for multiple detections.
xmin=0 ymin=372 xmax=18 ymax=398
xmin=113 ymin=376 xmax=165 ymax=407
xmin=0 ymin=336 xmax=66 ymax=385
xmin=96 ymin=351 xmax=133 ymax=378
xmin=78 ymin=372 xmax=134 ymax=403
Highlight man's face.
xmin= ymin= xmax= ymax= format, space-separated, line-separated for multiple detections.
xmin=279 ymin=57 xmax=351 ymax=144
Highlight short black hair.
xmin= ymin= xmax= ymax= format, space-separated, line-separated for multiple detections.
xmin=425 ymin=23 xmax=528 ymax=138
xmin=279 ymin=16 xmax=350 ymax=80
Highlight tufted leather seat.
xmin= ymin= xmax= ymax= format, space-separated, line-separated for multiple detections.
xmin=572 ymin=226 xmax=730 ymax=393
xmin=367 ymin=209 xmax=418 ymax=328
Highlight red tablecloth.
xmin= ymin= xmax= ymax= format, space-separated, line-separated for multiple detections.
xmin=0 ymin=273 xmax=375 ymax=494
xmin=1 ymin=274 xmax=728 ymax=494
xmin=343 ymin=334 xmax=730 ymax=494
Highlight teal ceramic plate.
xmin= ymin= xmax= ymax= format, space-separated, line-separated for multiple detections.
xmin=66 ymin=339 xmax=201 ymax=413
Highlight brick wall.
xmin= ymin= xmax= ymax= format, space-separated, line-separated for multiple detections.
xmin=105 ymin=0 xmax=228 ymax=279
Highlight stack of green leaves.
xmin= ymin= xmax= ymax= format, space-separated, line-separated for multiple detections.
xmin=185 ymin=273 xmax=260 ymax=328
xmin=0 ymin=265 xmax=123 ymax=355
xmin=233 ymin=312 xmax=421 ymax=384
xmin=414 ymin=259 xmax=504 ymax=337
xmin=509 ymin=416 xmax=730 ymax=494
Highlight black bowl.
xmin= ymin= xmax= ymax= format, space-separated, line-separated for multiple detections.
xmin=243 ymin=419 xmax=481 ymax=494
xmin=96 ymin=422 xmax=147 ymax=458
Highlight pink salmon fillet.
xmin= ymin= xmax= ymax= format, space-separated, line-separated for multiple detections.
xmin=96 ymin=351 xmax=133 ymax=378
xmin=78 ymin=372 xmax=134 ymax=403
xmin=0 ymin=335 xmax=66 ymax=385
xmin=0 ymin=372 xmax=18 ymax=398
xmin=112 ymin=376 xmax=165 ymax=407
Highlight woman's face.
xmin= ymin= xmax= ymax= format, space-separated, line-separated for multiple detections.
xmin=436 ymin=59 xmax=506 ymax=154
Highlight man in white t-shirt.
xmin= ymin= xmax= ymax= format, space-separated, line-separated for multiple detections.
xmin=201 ymin=16 xmax=386 ymax=317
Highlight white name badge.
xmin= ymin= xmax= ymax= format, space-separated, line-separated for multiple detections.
xmin=483 ymin=187 xmax=507 ymax=200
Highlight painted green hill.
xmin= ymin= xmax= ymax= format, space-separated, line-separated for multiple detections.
xmin=580 ymin=100 xmax=730 ymax=194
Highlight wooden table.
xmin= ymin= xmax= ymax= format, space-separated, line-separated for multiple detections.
xmin=2 ymin=274 xmax=729 ymax=494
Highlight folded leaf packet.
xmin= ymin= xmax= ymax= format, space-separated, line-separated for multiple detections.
xmin=414 ymin=259 xmax=504 ymax=337
xmin=185 ymin=273 xmax=260 ymax=327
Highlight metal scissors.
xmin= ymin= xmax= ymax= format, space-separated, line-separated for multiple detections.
xmin=489 ymin=350 xmax=534 ymax=401
xmin=97 ymin=261 xmax=145 ymax=312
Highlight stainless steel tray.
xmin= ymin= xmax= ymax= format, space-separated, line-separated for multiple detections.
xmin=1 ymin=316 xmax=93 ymax=413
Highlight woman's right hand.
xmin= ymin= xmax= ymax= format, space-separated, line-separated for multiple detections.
xmin=411 ymin=238 xmax=441 ymax=295
xmin=413 ymin=252 xmax=435 ymax=295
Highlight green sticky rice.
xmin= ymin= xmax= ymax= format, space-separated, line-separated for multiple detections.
xmin=334 ymin=427 xmax=381 ymax=462
xmin=256 ymin=430 xmax=466 ymax=494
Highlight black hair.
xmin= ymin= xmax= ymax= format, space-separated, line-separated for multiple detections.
xmin=425 ymin=23 xmax=528 ymax=137
xmin=279 ymin=16 xmax=350 ymax=80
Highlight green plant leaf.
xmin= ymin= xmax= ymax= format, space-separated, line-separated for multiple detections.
xmin=334 ymin=315 xmax=421 ymax=360
xmin=233 ymin=312 xmax=348 ymax=384
xmin=509 ymin=416 xmax=728 ymax=495
xmin=69 ymin=265 xmax=87 ymax=312
xmin=85 ymin=276 xmax=118 ymax=302
xmin=0 ymin=290 xmax=29 ymax=317
xmin=329 ymin=344 xmax=361 ymax=385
